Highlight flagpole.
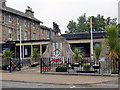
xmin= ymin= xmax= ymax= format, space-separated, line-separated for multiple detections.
xmin=20 ymin=25 xmax=22 ymax=70
xmin=90 ymin=17 xmax=94 ymax=61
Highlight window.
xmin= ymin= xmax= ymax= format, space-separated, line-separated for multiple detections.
xmin=8 ymin=28 xmax=12 ymax=39
xmin=24 ymin=20 xmax=27 ymax=26
xmin=24 ymin=31 xmax=27 ymax=40
xmin=33 ymin=33 xmax=36 ymax=40
xmin=8 ymin=15 xmax=12 ymax=22
xmin=47 ymin=31 xmax=49 ymax=36
xmin=17 ymin=18 xmax=20 ymax=24
xmin=17 ymin=29 xmax=20 ymax=40
xmin=33 ymin=22 xmax=35 ymax=28
xmin=42 ymin=29 xmax=44 ymax=35
xmin=2 ymin=13 xmax=5 ymax=24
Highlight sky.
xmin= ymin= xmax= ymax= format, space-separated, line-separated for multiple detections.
xmin=6 ymin=0 xmax=119 ymax=33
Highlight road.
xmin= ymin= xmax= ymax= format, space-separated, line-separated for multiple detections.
xmin=2 ymin=79 xmax=118 ymax=88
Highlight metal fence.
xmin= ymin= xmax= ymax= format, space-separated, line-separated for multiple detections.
xmin=40 ymin=57 xmax=102 ymax=74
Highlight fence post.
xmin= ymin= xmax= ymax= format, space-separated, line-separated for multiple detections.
xmin=68 ymin=58 xmax=69 ymax=73
xmin=99 ymin=62 xmax=100 ymax=75
xmin=19 ymin=58 xmax=21 ymax=71
xmin=9 ymin=58 xmax=12 ymax=72
xmin=40 ymin=58 xmax=42 ymax=74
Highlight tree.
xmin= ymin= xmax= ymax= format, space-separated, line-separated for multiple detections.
xmin=105 ymin=25 xmax=119 ymax=73
xmin=94 ymin=44 xmax=101 ymax=64
xmin=66 ymin=20 xmax=77 ymax=33
xmin=73 ymin=48 xmax=83 ymax=62
xmin=31 ymin=48 xmax=40 ymax=62
xmin=3 ymin=49 xmax=14 ymax=65
xmin=77 ymin=13 xmax=88 ymax=32
xmin=65 ymin=14 xmax=117 ymax=33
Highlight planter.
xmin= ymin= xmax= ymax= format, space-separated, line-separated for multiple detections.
xmin=83 ymin=66 xmax=90 ymax=71
xmin=76 ymin=70 xmax=97 ymax=73
xmin=92 ymin=65 xmax=100 ymax=69
xmin=2 ymin=65 xmax=9 ymax=70
xmin=29 ymin=62 xmax=39 ymax=67
xmin=56 ymin=67 xmax=67 ymax=72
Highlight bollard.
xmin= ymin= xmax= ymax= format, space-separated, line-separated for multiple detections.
xmin=99 ymin=62 xmax=101 ymax=75
xmin=40 ymin=58 xmax=42 ymax=74
xmin=9 ymin=58 xmax=11 ymax=72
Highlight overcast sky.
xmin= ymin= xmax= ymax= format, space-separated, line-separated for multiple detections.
xmin=7 ymin=0 xmax=119 ymax=33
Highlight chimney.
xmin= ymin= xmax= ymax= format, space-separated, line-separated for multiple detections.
xmin=0 ymin=0 xmax=6 ymax=8
xmin=25 ymin=6 xmax=34 ymax=17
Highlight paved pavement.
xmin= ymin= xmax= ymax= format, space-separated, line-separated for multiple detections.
xmin=1 ymin=66 xmax=118 ymax=85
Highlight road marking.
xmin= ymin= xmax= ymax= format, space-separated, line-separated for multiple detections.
xmin=70 ymin=86 xmax=76 ymax=88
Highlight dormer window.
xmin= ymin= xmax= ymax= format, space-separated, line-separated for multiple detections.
xmin=8 ymin=15 xmax=12 ymax=22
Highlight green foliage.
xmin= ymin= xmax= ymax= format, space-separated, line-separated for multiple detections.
xmin=3 ymin=49 xmax=14 ymax=65
xmin=115 ymin=42 xmax=120 ymax=56
xmin=57 ymin=65 xmax=67 ymax=68
xmin=105 ymin=25 xmax=119 ymax=51
xmin=105 ymin=25 xmax=119 ymax=73
xmin=3 ymin=49 xmax=14 ymax=60
xmin=31 ymin=48 xmax=40 ymax=62
xmin=94 ymin=44 xmax=101 ymax=60
xmin=65 ymin=13 xmax=117 ymax=33
xmin=73 ymin=48 xmax=83 ymax=62
xmin=66 ymin=20 xmax=77 ymax=33
xmin=83 ymin=63 xmax=90 ymax=66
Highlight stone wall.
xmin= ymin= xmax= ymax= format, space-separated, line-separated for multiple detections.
xmin=42 ymin=36 xmax=74 ymax=63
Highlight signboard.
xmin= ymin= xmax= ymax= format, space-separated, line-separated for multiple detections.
xmin=99 ymin=57 xmax=105 ymax=62
xmin=2 ymin=46 xmax=9 ymax=50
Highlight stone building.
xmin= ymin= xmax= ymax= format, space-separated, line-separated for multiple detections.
xmin=0 ymin=0 xmax=55 ymax=42
xmin=0 ymin=0 xmax=56 ymax=62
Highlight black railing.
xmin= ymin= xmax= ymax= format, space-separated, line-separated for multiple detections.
xmin=40 ymin=57 xmax=100 ymax=74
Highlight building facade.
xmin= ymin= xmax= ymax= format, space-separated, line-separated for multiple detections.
xmin=0 ymin=0 xmax=55 ymax=42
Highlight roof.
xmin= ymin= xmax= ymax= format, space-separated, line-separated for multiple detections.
xmin=61 ymin=31 xmax=120 ymax=40
xmin=1 ymin=6 xmax=42 ymax=23
xmin=4 ymin=39 xmax=50 ymax=44
xmin=40 ymin=25 xmax=54 ymax=31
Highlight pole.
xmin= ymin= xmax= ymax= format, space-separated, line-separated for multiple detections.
xmin=19 ymin=26 xmax=22 ymax=70
xmin=90 ymin=17 xmax=94 ymax=61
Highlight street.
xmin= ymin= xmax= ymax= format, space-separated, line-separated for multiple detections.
xmin=2 ymin=79 xmax=118 ymax=88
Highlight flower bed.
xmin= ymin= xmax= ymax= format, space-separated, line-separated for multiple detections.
xmin=56 ymin=65 xmax=67 ymax=72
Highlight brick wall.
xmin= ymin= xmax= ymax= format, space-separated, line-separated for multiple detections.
xmin=1 ymin=10 xmax=53 ymax=42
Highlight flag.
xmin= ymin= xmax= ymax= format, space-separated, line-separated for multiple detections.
xmin=89 ymin=18 xmax=92 ymax=34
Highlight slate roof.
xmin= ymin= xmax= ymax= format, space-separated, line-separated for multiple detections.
xmin=1 ymin=6 xmax=42 ymax=23
xmin=40 ymin=25 xmax=54 ymax=31
xmin=61 ymin=31 xmax=120 ymax=40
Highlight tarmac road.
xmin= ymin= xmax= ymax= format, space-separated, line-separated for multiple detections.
xmin=2 ymin=79 xmax=118 ymax=88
